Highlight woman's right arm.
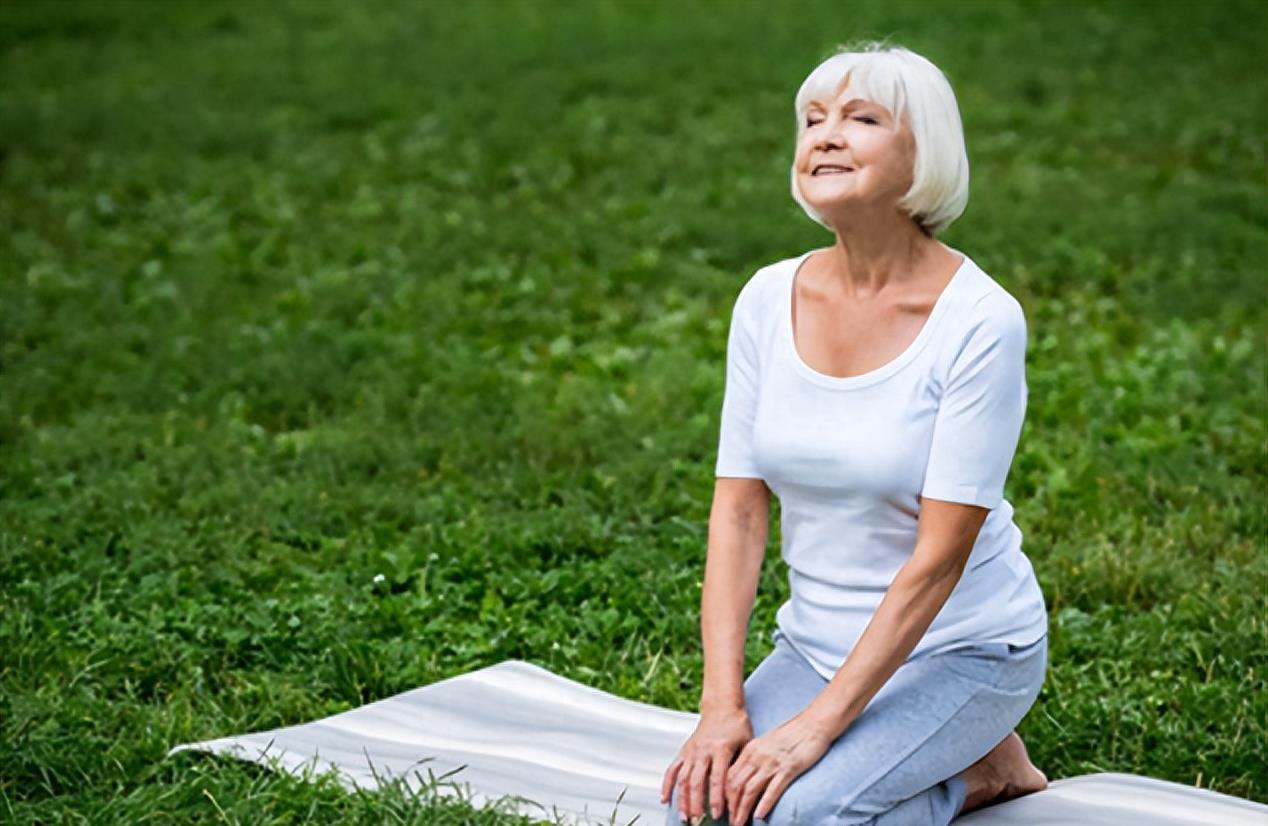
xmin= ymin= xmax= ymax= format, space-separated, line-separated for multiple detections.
xmin=700 ymin=476 xmax=771 ymax=713
xmin=660 ymin=476 xmax=771 ymax=823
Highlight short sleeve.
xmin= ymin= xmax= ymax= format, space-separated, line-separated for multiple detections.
xmin=714 ymin=282 xmax=764 ymax=478
xmin=920 ymin=291 xmax=1029 ymax=509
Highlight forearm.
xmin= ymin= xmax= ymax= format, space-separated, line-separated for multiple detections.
xmin=699 ymin=498 xmax=768 ymax=714
xmin=802 ymin=557 xmax=964 ymax=739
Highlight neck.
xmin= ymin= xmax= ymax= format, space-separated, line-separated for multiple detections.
xmin=819 ymin=212 xmax=942 ymax=299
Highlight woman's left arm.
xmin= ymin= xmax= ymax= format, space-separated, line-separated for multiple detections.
xmin=800 ymin=497 xmax=988 ymax=739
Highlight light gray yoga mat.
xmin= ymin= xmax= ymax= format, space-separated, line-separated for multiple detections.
xmin=167 ymin=659 xmax=1267 ymax=825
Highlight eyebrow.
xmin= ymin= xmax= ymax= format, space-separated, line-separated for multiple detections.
xmin=806 ymin=98 xmax=878 ymax=111
xmin=806 ymin=99 xmax=887 ymax=115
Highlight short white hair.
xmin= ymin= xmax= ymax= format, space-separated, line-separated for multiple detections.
xmin=789 ymin=40 xmax=970 ymax=237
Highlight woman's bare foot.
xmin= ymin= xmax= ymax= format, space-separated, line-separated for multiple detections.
xmin=957 ymin=731 xmax=1048 ymax=815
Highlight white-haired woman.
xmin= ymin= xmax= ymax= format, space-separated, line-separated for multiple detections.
xmin=660 ymin=42 xmax=1051 ymax=826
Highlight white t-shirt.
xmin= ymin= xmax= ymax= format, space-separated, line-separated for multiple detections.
xmin=715 ymin=247 xmax=1049 ymax=681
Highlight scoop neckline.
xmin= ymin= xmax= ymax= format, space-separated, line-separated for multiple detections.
xmin=782 ymin=246 xmax=972 ymax=390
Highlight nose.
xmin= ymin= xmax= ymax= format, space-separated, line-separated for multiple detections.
xmin=810 ymin=117 xmax=849 ymax=156
xmin=815 ymin=118 xmax=848 ymax=150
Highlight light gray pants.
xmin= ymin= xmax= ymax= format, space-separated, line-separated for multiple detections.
xmin=665 ymin=627 xmax=1048 ymax=825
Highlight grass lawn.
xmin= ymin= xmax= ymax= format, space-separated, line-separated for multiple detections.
xmin=2 ymin=0 xmax=1264 ymax=822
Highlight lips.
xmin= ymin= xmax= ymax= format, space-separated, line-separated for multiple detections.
xmin=812 ymin=164 xmax=854 ymax=175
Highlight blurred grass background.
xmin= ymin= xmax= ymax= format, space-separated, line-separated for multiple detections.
xmin=1 ymin=0 xmax=1264 ymax=822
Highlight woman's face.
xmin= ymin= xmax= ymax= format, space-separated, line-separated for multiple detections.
xmin=794 ymin=84 xmax=915 ymax=219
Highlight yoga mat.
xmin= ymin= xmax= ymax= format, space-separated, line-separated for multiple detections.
xmin=167 ymin=659 xmax=1267 ymax=825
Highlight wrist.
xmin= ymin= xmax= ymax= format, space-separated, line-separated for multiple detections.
xmin=801 ymin=700 xmax=850 ymax=740
xmin=699 ymin=694 xmax=747 ymax=716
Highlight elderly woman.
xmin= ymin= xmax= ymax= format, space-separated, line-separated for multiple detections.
xmin=660 ymin=43 xmax=1051 ymax=826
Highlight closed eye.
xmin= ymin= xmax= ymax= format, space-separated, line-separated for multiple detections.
xmin=804 ymin=114 xmax=880 ymax=127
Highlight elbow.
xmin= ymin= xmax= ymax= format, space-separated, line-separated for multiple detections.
xmin=901 ymin=553 xmax=969 ymax=593
xmin=711 ymin=478 xmax=770 ymax=527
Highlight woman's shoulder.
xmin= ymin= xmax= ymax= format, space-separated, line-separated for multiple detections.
xmin=727 ymin=252 xmax=800 ymax=319
xmin=921 ymin=262 xmax=1029 ymax=391
xmin=951 ymin=256 xmax=1028 ymax=338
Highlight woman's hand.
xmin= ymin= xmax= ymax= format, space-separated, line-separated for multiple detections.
xmin=724 ymin=712 xmax=833 ymax=825
xmin=660 ymin=707 xmax=754 ymax=822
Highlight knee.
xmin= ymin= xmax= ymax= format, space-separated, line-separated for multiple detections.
xmin=754 ymin=776 xmax=840 ymax=826
xmin=755 ymin=772 xmax=906 ymax=826
xmin=829 ymin=782 xmax=901 ymax=825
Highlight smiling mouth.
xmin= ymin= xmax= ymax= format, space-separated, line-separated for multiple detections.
xmin=812 ymin=165 xmax=855 ymax=176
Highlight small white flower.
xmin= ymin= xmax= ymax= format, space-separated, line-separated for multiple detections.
xmin=373 ymin=574 xmax=386 ymax=584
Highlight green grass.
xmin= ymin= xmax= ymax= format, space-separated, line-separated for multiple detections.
xmin=2 ymin=0 xmax=1265 ymax=822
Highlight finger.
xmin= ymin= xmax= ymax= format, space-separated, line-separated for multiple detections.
xmin=735 ymin=768 xmax=772 ymax=826
xmin=686 ymin=754 xmax=711 ymax=820
xmin=753 ymin=771 xmax=792 ymax=821
xmin=661 ymin=756 xmax=683 ymax=803
xmin=675 ymin=761 xmax=694 ymax=821
xmin=708 ymin=749 xmax=733 ymax=820
xmin=725 ymin=758 xmax=755 ymax=822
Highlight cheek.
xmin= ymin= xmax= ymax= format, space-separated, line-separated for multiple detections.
xmin=863 ymin=138 xmax=912 ymax=178
xmin=892 ymin=133 xmax=917 ymax=171
xmin=796 ymin=139 xmax=815 ymax=164
xmin=855 ymin=131 xmax=895 ymax=157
